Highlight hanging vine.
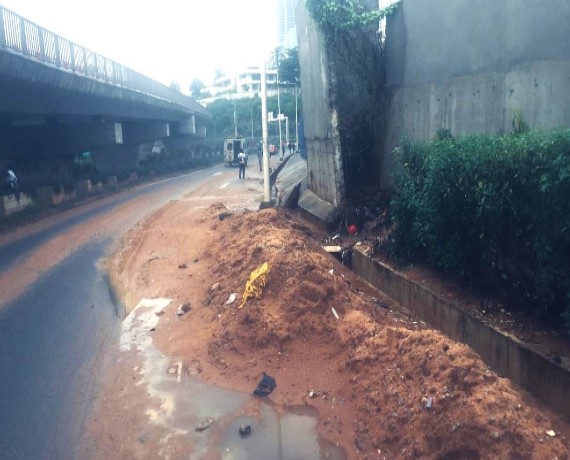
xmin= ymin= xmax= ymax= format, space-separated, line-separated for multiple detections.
xmin=305 ymin=0 xmax=400 ymax=44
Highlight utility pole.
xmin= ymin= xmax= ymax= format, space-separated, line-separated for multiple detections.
xmin=277 ymin=68 xmax=283 ymax=160
xmin=295 ymin=79 xmax=299 ymax=149
xmin=233 ymin=100 xmax=238 ymax=138
xmin=261 ymin=64 xmax=270 ymax=203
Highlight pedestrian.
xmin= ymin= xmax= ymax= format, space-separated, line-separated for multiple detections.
xmin=281 ymin=142 xmax=286 ymax=159
xmin=288 ymin=142 xmax=292 ymax=154
xmin=237 ymin=149 xmax=247 ymax=179
xmin=257 ymin=143 xmax=263 ymax=172
xmin=4 ymin=166 xmax=20 ymax=203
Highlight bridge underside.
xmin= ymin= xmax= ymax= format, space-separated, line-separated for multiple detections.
xmin=0 ymin=50 xmax=211 ymax=187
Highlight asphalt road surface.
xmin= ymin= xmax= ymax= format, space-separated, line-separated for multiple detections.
xmin=0 ymin=164 xmax=257 ymax=459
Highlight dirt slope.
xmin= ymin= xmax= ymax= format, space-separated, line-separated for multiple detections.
xmin=110 ymin=203 xmax=570 ymax=459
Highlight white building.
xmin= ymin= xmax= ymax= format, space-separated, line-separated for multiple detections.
xmin=199 ymin=67 xmax=279 ymax=106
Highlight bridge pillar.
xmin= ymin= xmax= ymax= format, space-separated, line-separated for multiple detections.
xmin=122 ymin=121 xmax=170 ymax=145
xmin=172 ymin=116 xmax=195 ymax=136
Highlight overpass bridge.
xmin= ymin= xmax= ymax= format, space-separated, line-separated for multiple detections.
xmin=0 ymin=5 xmax=212 ymax=190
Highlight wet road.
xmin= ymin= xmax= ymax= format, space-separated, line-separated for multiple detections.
xmin=0 ymin=166 xmax=229 ymax=460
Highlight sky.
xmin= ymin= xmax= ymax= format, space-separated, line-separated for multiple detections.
xmin=1 ymin=0 xmax=279 ymax=93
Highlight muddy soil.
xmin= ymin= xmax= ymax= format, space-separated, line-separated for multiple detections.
xmin=93 ymin=198 xmax=570 ymax=460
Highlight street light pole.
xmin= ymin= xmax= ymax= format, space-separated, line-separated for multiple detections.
xmin=261 ymin=64 xmax=270 ymax=203
xmin=295 ymin=79 xmax=299 ymax=150
xmin=277 ymin=69 xmax=282 ymax=160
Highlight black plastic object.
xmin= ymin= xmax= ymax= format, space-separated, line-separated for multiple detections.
xmin=239 ymin=424 xmax=252 ymax=437
xmin=253 ymin=372 xmax=276 ymax=397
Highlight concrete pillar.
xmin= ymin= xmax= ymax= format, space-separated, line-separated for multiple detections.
xmin=175 ymin=116 xmax=196 ymax=135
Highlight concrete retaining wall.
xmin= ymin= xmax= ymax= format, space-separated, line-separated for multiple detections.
xmin=296 ymin=2 xmax=346 ymax=211
xmin=352 ymin=248 xmax=570 ymax=420
xmin=383 ymin=0 xmax=570 ymax=186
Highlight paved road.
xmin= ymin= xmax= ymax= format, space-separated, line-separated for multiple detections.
xmin=0 ymin=164 xmax=256 ymax=459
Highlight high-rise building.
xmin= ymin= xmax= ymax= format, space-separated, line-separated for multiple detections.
xmin=277 ymin=0 xmax=297 ymax=49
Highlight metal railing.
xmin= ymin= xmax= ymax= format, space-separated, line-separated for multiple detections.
xmin=0 ymin=5 xmax=206 ymax=115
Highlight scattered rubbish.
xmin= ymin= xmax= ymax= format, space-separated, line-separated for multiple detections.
xmin=226 ymin=293 xmax=237 ymax=305
xmin=155 ymin=309 xmax=165 ymax=316
xmin=193 ymin=258 xmax=199 ymax=263
xmin=210 ymin=282 xmax=220 ymax=292
xmin=240 ymin=263 xmax=270 ymax=309
xmin=219 ymin=211 xmax=233 ymax=221
xmin=149 ymin=327 xmax=156 ymax=332
xmin=331 ymin=308 xmax=340 ymax=320
xmin=253 ymin=372 xmax=276 ymax=397
xmin=177 ymin=302 xmax=191 ymax=316
xmin=195 ymin=417 xmax=214 ymax=432
xmin=323 ymin=245 xmax=342 ymax=253
xmin=425 ymin=397 xmax=433 ymax=409
xmin=238 ymin=424 xmax=252 ymax=437
xmin=328 ymin=269 xmax=334 ymax=276
xmin=308 ymin=390 xmax=317 ymax=398
xmin=347 ymin=224 xmax=358 ymax=235
xmin=331 ymin=233 xmax=340 ymax=240
xmin=178 ymin=263 xmax=187 ymax=269
xmin=546 ymin=430 xmax=556 ymax=437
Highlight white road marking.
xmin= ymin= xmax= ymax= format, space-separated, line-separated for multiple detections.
xmin=219 ymin=182 xmax=230 ymax=189
xmin=212 ymin=172 xmax=222 ymax=176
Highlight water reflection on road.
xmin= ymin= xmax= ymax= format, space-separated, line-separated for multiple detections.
xmin=122 ymin=299 xmax=347 ymax=460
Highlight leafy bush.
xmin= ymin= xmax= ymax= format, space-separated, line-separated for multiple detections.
xmin=390 ymin=130 xmax=570 ymax=325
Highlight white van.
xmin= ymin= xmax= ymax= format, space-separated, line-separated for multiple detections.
xmin=224 ymin=138 xmax=248 ymax=167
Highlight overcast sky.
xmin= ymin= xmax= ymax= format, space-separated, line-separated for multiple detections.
xmin=1 ymin=0 xmax=279 ymax=92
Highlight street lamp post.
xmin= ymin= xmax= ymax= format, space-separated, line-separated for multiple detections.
xmin=277 ymin=69 xmax=283 ymax=160
xmin=294 ymin=79 xmax=299 ymax=150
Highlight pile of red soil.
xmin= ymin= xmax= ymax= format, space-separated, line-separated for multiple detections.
xmin=109 ymin=201 xmax=569 ymax=459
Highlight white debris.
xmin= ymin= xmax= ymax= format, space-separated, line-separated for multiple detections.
xmin=226 ymin=293 xmax=237 ymax=305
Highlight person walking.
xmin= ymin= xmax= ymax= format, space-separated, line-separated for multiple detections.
xmin=237 ymin=149 xmax=247 ymax=179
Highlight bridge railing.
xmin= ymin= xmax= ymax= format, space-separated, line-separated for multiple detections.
xmin=0 ymin=6 xmax=206 ymax=114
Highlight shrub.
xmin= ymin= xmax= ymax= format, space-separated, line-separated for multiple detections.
xmin=390 ymin=130 xmax=570 ymax=325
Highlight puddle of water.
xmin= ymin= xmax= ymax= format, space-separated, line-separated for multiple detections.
xmin=121 ymin=299 xmax=347 ymax=459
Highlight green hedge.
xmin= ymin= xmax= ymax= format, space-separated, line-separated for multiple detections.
xmin=390 ymin=130 xmax=570 ymax=324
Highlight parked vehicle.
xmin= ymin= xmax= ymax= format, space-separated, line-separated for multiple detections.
xmin=224 ymin=138 xmax=248 ymax=167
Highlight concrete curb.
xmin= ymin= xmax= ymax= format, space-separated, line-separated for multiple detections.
xmin=351 ymin=247 xmax=570 ymax=420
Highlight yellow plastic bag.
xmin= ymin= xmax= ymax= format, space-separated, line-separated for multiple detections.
xmin=240 ymin=262 xmax=270 ymax=308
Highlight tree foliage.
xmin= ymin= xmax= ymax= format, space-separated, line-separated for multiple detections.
xmin=207 ymin=94 xmax=302 ymax=140
xmin=279 ymin=47 xmax=300 ymax=84
xmin=305 ymin=0 xmax=400 ymax=43
xmin=190 ymin=79 xmax=205 ymax=98
xmin=169 ymin=80 xmax=181 ymax=92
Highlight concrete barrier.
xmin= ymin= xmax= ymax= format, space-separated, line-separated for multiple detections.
xmin=351 ymin=247 xmax=570 ymax=420
xmin=103 ymin=176 xmax=118 ymax=192
xmin=0 ymin=193 xmax=33 ymax=218
xmin=76 ymin=179 xmax=103 ymax=198
xmin=36 ymin=185 xmax=76 ymax=206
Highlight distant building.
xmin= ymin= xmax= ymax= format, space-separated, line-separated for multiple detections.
xmin=199 ymin=67 xmax=279 ymax=106
xmin=277 ymin=0 xmax=297 ymax=50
